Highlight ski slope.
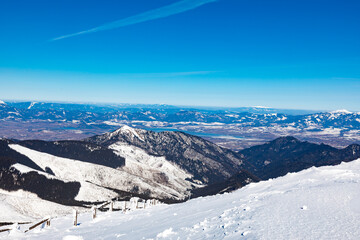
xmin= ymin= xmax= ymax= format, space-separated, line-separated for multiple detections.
xmin=2 ymin=159 xmax=360 ymax=239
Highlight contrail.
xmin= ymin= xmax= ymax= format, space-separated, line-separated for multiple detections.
xmin=51 ymin=0 xmax=217 ymax=41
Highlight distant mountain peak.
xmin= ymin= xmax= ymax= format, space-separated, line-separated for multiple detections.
xmin=0 ymin=100 xmax=6 ymax=105
xmin=108 ymin=125 xmax=146 ymax=141
xmin=330 ymin=109 xmax=353 ymax=114
xmin=251 ymin=106 xmax=270 ymax=109
xmin=86 ymin=126 xmax=249 ymax=184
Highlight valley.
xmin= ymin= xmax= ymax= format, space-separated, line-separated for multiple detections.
xmin=1 ymin=101 xmax=360 ymax=150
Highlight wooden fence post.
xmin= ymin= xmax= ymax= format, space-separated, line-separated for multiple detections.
xmin=25 ymin=218 xmax=51 ymax=233
xmin=124 ymin=201 xmax=126 ymax=212
xmin=109 ymin=201 xmax=113 ymax=212
xmin=92 ymin=206 xmax=97 ymax=219
xmin=0 ymin=228 xmax=11 ymax=233
xmin=73 ymin=209 xmax=78 ymax=226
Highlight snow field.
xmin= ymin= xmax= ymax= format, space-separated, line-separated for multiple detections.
xmin=1 ymin=159 xmax=359 ymax=239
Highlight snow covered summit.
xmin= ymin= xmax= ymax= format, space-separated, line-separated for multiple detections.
xmin=251 ymin=105 xmax=270 ymax=109
xmin=108 ymin=125 xmax=146 ymax=141
xmin=86 ymin=125 xmax=254 ymax=185
xmin=330 ymin=109 xmax=353 ymax=114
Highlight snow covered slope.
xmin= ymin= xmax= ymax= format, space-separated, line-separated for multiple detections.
xmin=3 ymin=159 xmax=360 ymax=239
xmin=9 ymin=144 xmax=192 ymax=201
xmin=86 ymin=125 xmax=251 ymax=184
xmin=0 ymin=189 xmax=85 ymax=223
xmin=110 ymin=142 xmax=202 ymax=193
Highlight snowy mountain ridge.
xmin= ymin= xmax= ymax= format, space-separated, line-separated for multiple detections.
xmin=86 ymin=127 xmax=252 ymax=185
xmin=108 ymin=125 xmax=146 ymax=142
xmin=2 ymin=126 xmax=359 ymax=208
xmin=1 ymin=125 xmax=360 ymax=234
xmin=330 ymin=109 xmax=353 ymax=114
xmin=8 ymin=143 xmax=194 ymax=201
xmin=2 ymin=158 xmax=359 ymax=239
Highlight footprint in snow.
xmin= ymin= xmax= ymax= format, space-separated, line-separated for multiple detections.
xmin=243 ymin=206 xmax=250 ymax=211
xmin=301 ymin=205 xmax=308 ymax=210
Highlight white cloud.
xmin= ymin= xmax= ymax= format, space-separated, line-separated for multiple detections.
xmin=52 ymin=0 xmax=217 ymax=41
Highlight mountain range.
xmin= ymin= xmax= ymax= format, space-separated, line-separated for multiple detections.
xmin=1 ymin=101 xmax=359 ymax=150
xmin=1 ymin=125 xmax=359 ymax=211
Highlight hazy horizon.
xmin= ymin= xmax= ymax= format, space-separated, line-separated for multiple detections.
xmin=1 ymin=98 xmax=356 ymax=113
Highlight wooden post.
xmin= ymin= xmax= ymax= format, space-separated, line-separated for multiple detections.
xmin=92 ymin=206 xmax=97 ymax=219
xmin=98 ymin=201 xmax=110 ymax=209
xmin=109 ymin=201 xmax=113 ymax=212
xmin=136 ymin=201 xmax=139 ymax=209
xmin=73 ymin=209 xmax=78 ymax=226
xmin=25 ymin=218 xmax=50 ymax=232
xmin=124 ymin=201 xmax=126 ymax=212
xmin=46 ymin=219 xmax=51 ymax=227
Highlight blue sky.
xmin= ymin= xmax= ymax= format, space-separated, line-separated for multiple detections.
xmin=0 ymin=0 xmax=359 ymax=110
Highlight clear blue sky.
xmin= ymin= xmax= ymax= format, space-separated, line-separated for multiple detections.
xmin=0 ymin=0 xmax=359 ymax=110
